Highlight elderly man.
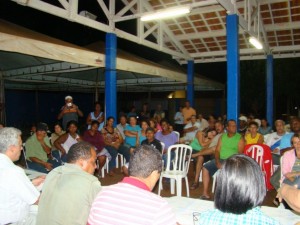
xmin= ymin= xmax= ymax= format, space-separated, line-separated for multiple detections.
xmin=200 ymin=120 xmax=245 ymax=199
xmin=26 ymin=123 xmax=61 ymax=173
xmin=265 ymin=119 xmax=287 ymax=165
xmin=238 ymin=115 xmax=248 ymax=136
xmin=36 ymin=142 xmax=101 ymax=225
xmin=58 ymin=95 xmax=83 ymax=130
xmin=88 ymin=145 xmax=177 ymax=225
xmin=0 ymin=127 xmax=44 ymax=225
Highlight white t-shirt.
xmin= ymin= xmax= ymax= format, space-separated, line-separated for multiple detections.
xmin=0 ymin=154 xmax=40 ymax=224
xmin=174 ymin=112 xmax=184 ymax=125
xmin=264 ymin=132 xmax=287 ymax=152
xmin=184 ymin=122 xmax=201 ymax=141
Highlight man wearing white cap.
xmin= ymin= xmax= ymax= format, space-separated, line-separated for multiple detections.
xmin=58 ymin=96 xmax=84 ymax=130
xmin=238 ymin=115 xmax=248 ymax=136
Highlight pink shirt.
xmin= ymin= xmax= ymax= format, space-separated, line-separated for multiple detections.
xmin=88 ymin=177 xmax=176 ymax=225
xmin=282 ymin=149 xmax=297 ymax=178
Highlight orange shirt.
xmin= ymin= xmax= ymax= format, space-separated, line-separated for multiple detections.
xmin=182 ymin=107 xmax=196 ymax=124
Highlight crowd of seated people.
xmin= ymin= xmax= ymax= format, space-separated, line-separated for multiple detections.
xmin=2 ymin=95 xmax=300 ymax=225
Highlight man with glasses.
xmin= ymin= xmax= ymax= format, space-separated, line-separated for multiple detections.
xmin=0 ymin=127 xmax=45 ymax=225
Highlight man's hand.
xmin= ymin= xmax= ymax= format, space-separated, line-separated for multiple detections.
xmin=44 ymin=162 xmax=53 ymax=171
xmin=32 ymin=175 xmax=46 ymax=186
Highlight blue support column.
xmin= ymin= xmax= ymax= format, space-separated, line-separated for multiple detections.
xmin=105 ymin=33 xmax=117 ymax=124
xmin=187 ymin=60 xmax=194 ymax=107
xmin=266 ymin=54 xmax=273 ymax=125
xmin=226 ymin=14 xmax=240 ymax=122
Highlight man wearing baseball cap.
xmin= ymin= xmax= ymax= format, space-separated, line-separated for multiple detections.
xmin=238 ymin=115 xmax=248 ymax=136
xmin=25 ymin=123 xmax=61 ymax=173
xmin=58 ymin=96 xmax=83 ymax=130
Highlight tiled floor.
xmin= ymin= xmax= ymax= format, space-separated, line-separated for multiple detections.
xmin=98 ymin=161 xmax=277 ymax=208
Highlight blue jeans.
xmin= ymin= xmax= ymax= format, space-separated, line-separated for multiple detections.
xmin=27 ymin=150 xmax=62 ymax=173
xmin=105 ymin=146 xmax=118 ymax=170
xmin=118 ymin=144 xmax=131 ymax=162
xmin=163 ymin=151 xmax=175 ymax=168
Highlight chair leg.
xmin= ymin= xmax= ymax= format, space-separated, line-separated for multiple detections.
xmin=158 ymin=176 xmax=163 ymax=196
xmin=185 ymin=177 xmax=190 ymax=197
xmin=170 ymin=179 xmax=175 ymax=195
xmin=176 ymin=178 xmax=182 ymax=197
xmin=212 ymin=175 xmax=216 ymax=193
xmin=101 ymin=165 xmax=105 ymax=178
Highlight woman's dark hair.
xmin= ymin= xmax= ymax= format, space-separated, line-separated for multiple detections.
xmin=261 ymin=118 xmax=269 ymax=126
xmin=66 ymin=120 xmax=78 ymax=131
xmin=204 ymin=128 xmax=216 ymax=138
xmin=53 ymin=121 xmax=62 ymax=129
xmin=214 ymin=154 xmax=266 ymax=214
xmin=160 ymin=118 xmax=169 ymax=125
xmin=91 ymin=120 xmax=100 ymax=127
xmin=106 ymin=116 xmax=115 ymax=122
xmin=248 ymin=121 xmax=258 ymax=128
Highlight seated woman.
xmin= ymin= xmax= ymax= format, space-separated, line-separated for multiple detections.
xmin=138 ymin=120 xmax=149 ymax=145
xmin=245 ymin=121 xmax=264 ymax=145
xmin=259 ymin=118 xmax=272 ymax=135
xmin=54 ymin=120 xmax=81 ymax=162
xmin=189 ymin=128 xmax=217 ymax=189
xmin=83 ymin=120 xmax=111 ymax=177
xmin=149 ymin=118 xmax=159 ymax=133
xmin=50 ymin=122 xmax=65 ymax=148
xmin=101 ymin=116 xmax=123 ymax=175
xmin=281 ymin=133 xmax=300 ymax=188
xmin=199 ymin=154 xmax=280 ymax=225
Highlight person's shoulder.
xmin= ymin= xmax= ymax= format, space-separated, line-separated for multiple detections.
xmin=250 ymin=207 xmax=280 ymax=225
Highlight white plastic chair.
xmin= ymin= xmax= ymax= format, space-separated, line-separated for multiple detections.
xmin=173 ymin=131 xmax=180 ymax=143
xmin=100 ymin=157 xmax=110 ymax=178
xmin=158 ymin=144 xmax=192 ymax=197
xmin=116 ymin=153 xmax=126 ymax=171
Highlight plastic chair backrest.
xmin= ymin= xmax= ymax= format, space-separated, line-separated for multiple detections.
xmin=165 ymin=144 xmax=192 ymax=174
xmin=160 ymin=142 xmax=165 ymax=154
xmin=173 ymin=131 xmax=180 ymax=143
xmin=246 ymin=144 xmax=264 ymax=168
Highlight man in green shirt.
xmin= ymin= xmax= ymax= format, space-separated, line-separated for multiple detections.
xmin=36 ymin=142 xmax=101 ymax=225
xmin=200 ymin=120 xmax=245 ymax=199
xmin=26 ymin=123 xmax=61 ymax=173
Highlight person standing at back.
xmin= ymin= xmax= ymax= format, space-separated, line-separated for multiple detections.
xmin=86 ymin=102 xmax=105 ymax=131
xmin=182 ymin=100 xmax=196 ymax=125
xmin=58 ymin=95 xmax=83 ymax=130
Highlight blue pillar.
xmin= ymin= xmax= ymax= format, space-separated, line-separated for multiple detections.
xmin=266 ymin=54 xmax=273 ymax=125
xmin=226 ymin=14 xmax=240 ymax=122
xmin=187 ymin=60 xmax=194 ymax=107
xmin=105 ymin=33 xmax=117 ymax=124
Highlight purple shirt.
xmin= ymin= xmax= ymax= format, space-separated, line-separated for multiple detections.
xmin=155 ymin=131 xmax=178 ymax=150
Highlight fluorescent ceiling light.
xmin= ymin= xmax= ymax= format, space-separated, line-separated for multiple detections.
xmin=249 ymin=37 xmax=263 ymax=50
xmin=141 ymin=7 xmax=190 ymax=21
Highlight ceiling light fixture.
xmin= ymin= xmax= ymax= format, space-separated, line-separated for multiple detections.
xmin=249 ymin=37 xmax=263 ymax=50
xmin=141 ymin=6 xmax=190 ymax=22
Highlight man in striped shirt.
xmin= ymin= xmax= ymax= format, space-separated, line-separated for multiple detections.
xmin=88 ymin=145 xmax=177 ymax=225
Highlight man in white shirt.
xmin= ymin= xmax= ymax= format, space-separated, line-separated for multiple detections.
xmin=264 ymin=119 xmax=287 ymax=165
xmin=181 ymin=115 xmax=201 ymax=143
xmin=0 ymin=127 xmax=45 ymax=225
xmin=116 ymin=115 xmax=128 ymax=139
